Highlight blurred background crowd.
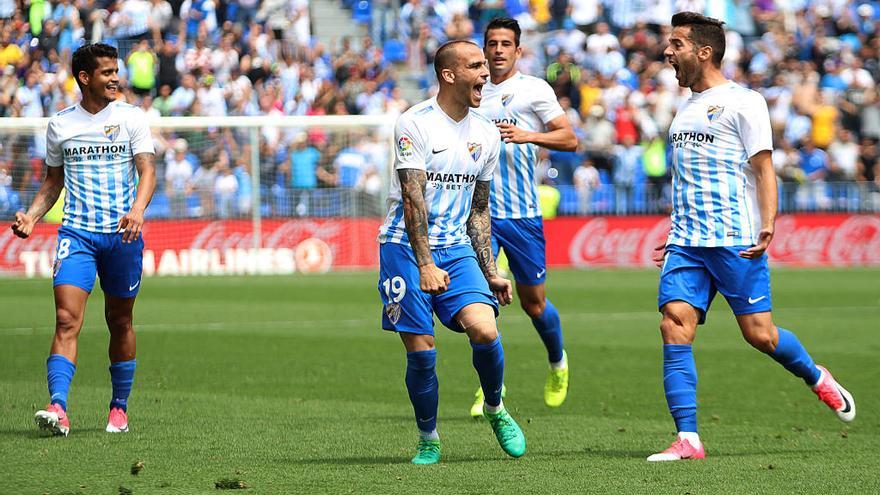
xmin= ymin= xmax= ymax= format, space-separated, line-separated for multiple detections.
xmin=0 ymin=0 xmax=878 ymax=219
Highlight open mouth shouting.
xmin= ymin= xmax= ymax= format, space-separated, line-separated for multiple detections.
xmin=473 ymin=82 xmax=483 ymax=102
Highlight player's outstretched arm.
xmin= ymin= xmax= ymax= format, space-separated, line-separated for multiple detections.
xmin=496 ymin=114 xmax=577 ymax=152
xmin=740 ymin=150 xmax=777 ymax=259
xmin=467 ymin=180 xmax=512 ymax=305
xmin=11 ymin=166 xmax=65 ymax=239
xmin=118 ymin=152 xmax=157 ymax=243
xmin=399 ymin=168 xmax=449 ymax=294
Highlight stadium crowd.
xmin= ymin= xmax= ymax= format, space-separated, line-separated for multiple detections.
xmin=0 ymin=0 xmax=879 ymax=219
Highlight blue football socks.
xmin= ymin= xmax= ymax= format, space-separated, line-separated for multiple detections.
xmin=405 ymin=350 xmax=439 ymax=435
xmin=768 ymin=328 xmax=821 ymax=386
xmin=531 ymin=299 xmax=564 ymax=363
xmin=47 ymin=354 xmax=76 ymax=411
xmin=109 ymin=359 xmax=137 ymax=411
xmin=471 ymin=336 xmax=505 ymax=407
xmin=663 ymin=344 xmax=698 ymax=433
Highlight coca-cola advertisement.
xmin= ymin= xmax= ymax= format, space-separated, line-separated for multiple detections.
xmin=547 ymin=214 xmax=880 ymax=267
xmin=2 ymin=214 xmax=878 ymax=277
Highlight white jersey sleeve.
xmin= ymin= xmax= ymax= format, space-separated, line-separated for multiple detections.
xmin=45 ymin=119 xmax=63 ymax=168
xmin=736 ymin=92 xmax=773 ymax=159
xmin=394 ymin=114 xmax=427 ymax=171
xmin=127 ymin=108 xmax=155 ymax=156
xmin=532 ymin=79 xmax=565 ymax=125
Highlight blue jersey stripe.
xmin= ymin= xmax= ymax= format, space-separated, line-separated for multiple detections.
xmin=690 ymin=154 xmax=709 ymax=240
xmin=707 ymin=145 xmax=724 ymax=244
xmin=726 ymin=159 xmax=741 ymax=238
xmin=514 ymin=145 xmax=528 ymax=218
xmin=499 ymin=143 xmax=513 ymax=217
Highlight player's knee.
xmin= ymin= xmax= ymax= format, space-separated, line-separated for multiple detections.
xmin=55 ymin=308 xmax=82 ymax=336
xmin=520 ymin=299 xmax=545 ymax=319
xmin=465 ymin=321 xmax=498 ymax=344
xmin=743 ymin=326 xmax=776 ymax=353
xmin=105 ymin=310 xmax=133 ymax=334
xmin=659 ymin=310 xmax=695 ymax=344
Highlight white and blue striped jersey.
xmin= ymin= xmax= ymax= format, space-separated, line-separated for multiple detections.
xmin=667 ymin=82 xmax=773 ymax=248
xmin=45 ymin=101 xmax=154 ymax=233
xmin=378 ymin=97 xmax=500 ymax=249
xmin=475 ymin=72 xmax=564 ymax=219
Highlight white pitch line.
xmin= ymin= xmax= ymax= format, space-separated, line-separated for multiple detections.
xmin=0 ymin=305 xmax=876 ymax=335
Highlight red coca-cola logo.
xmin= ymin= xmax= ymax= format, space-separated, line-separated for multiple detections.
xmin=0 ymin=229 xmax=59 ymax=272
xmin=826 ymin=216 xmax=880 ymax=265
xmin=770 ymin=215 xmax=880 ymax=265
xmin=568 ymin=217 xmax=670 ymax=267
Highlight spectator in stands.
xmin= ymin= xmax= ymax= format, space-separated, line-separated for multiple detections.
xmin=812 ymin=92 xmax=838 ymax=148
xmin=857 ymin=137 xmax=879 ymax=190
xmin=213 ymin=154 xmax=238 ymax=218
xmin=180 ymin=0 xmax=218 ymax=41
xmin=861 ymin=88 xmax=880 ymax=140
xmin=286 ymin=132 xmax=320 ymax=215
xmin=612 ymin=134 xmax=643 ymax=215
xmin=149 ymin=0 xmax=173 ymax=40
xmin=573 ymin=159 xmax=600 ymax=215
xmin=127 ymin=39 xmax=157 ymax=96
xmin=190 ymin=151 xmax=218 ymax=217
xmin=829 ymin=128 xmax=860 ymax=181
xmin=110 ymin=0 xmax=151 ymax=41
xmin=165 ymin=138 xmax=195 ymax=218
xmin=581 ymin=104 xmax=615 ymax=170
xmin=170 ymin=73 xmax=197 ymax=115
xmin=799 ymin=138 xmax=831 ymax=210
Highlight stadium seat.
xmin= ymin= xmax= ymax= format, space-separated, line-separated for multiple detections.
xmin=383 ymin=39 xmax=407 ymax=64
xmin=352 ymin=0 xmax=372 ymax=24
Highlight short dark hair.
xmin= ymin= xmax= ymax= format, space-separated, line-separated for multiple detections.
xmin=434 ymin=40 xmax=477 ymax=79
xmin=72 ymin=43 xmax=118 ymax=88
xmin=484 ymin=17 xmax=521 ymax=46
xmin=671 ymin=11 xmax=725 ymax=67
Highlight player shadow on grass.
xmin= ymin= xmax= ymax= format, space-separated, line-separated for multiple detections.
xmin=0 ymin=427 xmax=106 ymax=439
xmin=290 ymin=454 xmax=518 ymax=465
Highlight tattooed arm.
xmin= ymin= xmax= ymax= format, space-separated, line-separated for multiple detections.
xmin=467 ymin=180 xmax=512 ymax=305
xmin=399 ymin=168 xmax=449 ymax=294
xmin=11 ymin=166 xmax=65 ymax=239
xmin=118 ymin=152 xmax=157 ymax=243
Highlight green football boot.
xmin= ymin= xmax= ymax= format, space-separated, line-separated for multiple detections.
xmin=411 ymin=438 xmax=441 ymax=465
xmin=484 ymin=408 xmax=526 ymax=458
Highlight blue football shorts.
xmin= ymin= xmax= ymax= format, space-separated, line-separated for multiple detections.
xmin=658 ymin=244 xmax=772 ymax=324
xmin=52 ymin=225 xmax=144 ymax=298
xmin=378 ymin=242 xmax=498 ymax=335
xmin=491 ymin=216 xmax=547 ymax=286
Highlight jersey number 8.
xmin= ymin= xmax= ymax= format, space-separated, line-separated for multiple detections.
xmin=56 ymin=238 xmax=72 ymax=260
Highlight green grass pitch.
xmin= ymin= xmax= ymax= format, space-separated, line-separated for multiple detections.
xmin=1 ymin=268 xmax=879 ymax=494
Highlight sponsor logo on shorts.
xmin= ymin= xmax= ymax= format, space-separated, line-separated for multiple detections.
xmin=129 ymin=280 xmax=141 ymax=292
xmin=748 ymin=295 xmax=766 ymax=304
xmin=52 ymin=259 xmax=62 ymax=278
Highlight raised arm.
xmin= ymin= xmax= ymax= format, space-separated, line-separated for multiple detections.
xmin=399 ymin=168 xmax=449 ymax=294
xmin=467 ymin=180 xmax=512 ymax=305
xmin=11 ymin=166 xmax=65 ymax=239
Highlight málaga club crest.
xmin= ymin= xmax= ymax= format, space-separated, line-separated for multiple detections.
xmin=104 ymin=124 xmax=120 ymax=142
xmin=468 ymin=142 xmax=482 ymax=162
xmin=706 ymin=105 xmax=724 ymax=123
